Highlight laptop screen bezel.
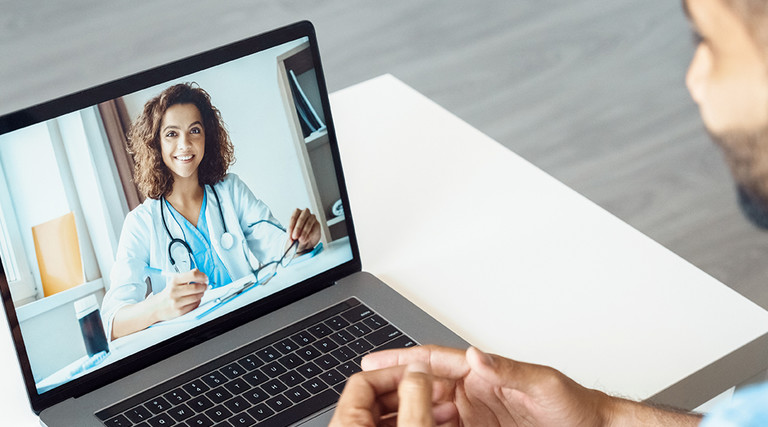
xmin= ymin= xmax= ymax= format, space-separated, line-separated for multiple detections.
xmin=0 ymin=20 xmax=362 ymax=414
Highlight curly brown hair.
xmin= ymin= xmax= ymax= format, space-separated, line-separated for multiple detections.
xmin=127 ymin=83 xmax=235 ymax=199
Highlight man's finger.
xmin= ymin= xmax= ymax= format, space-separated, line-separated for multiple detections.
xmin=363 ymin=345 xmax=470 ymax=379
xmin=396 ymin=363 xmax=435 ymax=427
xmin=330 ymin=366 xmax=407 ymax=426
xmin=465 ymin=346 xmax=561 ymax=394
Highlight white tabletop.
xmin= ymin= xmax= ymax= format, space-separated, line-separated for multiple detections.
xmin=330 ymin=75 xmax=768 ymax=409
xmin=3 ymin=75 xmax=768 ymax=423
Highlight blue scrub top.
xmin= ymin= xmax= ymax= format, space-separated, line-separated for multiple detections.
xmin=164 ymin=192 xmax=232 ymax=289
xmin=701 ymin=382 xmax=768 ymax=426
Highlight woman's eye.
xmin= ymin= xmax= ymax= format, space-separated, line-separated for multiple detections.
xmin=190 ymin=127 xmax=201 ymax=134
xmin=165 ymin=131 xmax=177 ymax=138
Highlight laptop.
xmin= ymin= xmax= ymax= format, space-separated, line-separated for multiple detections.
xmin=0 ymin=21 xmax=467 ymax=426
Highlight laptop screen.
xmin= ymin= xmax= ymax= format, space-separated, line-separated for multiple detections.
xmin=0 ymin=22 xmax=357 ymax=407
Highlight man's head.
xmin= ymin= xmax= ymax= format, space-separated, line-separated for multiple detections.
xmin=685 ymin=0 xmax=768 ymax=227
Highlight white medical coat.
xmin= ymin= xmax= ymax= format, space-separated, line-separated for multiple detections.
xmin=101 ymin=174 xmax=286 ymax=338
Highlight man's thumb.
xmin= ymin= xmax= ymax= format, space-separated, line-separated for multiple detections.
xmin=397 ymin=362 xmax=435 ymax=427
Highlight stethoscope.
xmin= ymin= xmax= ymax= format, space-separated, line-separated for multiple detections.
xmin=160 ymin=185 xmax=234 ymax=272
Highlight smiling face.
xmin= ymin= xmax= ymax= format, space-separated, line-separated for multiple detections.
xmin=685 ymin=0 xmax=768 ymax=224
xmin=159 ymin=103 xmax=206 ymax=186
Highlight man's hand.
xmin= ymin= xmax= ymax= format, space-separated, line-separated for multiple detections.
xmin=354 ymin=345 xmax=609 ymax=426
xmin=330 ymin=362 xmax=455 ymax=427
xmin=334 ymin=345 xmax=703 ymax=426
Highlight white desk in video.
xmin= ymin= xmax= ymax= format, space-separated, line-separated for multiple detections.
xmin=3 ymin=75 xmax=768 ymax=424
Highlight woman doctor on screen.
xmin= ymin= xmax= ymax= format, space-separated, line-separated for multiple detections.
xmin=102 ymin=83 xmax=321 ymax=340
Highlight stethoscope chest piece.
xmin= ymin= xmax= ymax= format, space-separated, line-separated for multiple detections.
xmin=220 ymin=232 xmax=234 ymax=250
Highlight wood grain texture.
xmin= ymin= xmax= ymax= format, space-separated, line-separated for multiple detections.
xmin=1 ymin=0 xmax=766 ymax=309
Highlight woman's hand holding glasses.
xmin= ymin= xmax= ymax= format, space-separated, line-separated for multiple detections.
xmin=288 ymin=208 xmax=321 ymax=253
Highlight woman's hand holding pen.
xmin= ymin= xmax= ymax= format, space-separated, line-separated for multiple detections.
xmin=150 ymin=269 xmax=209 ymax=322
xmin=288 ymin=208 xmax=321 ymax=253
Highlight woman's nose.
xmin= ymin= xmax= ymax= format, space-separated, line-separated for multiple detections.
xmin=177 ymin=133 xmax=192 ymax=148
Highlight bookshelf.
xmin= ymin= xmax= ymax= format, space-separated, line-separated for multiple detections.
xmin=276 ymin=43 xmax=348 ymax=242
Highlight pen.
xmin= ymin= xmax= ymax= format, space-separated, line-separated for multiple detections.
xmin=144 ymin=267 xmax=215 ymax=289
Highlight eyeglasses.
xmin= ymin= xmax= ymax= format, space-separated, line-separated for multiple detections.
xmin=254 ymin=239 xmax=299 ymax=286
xmin=204 ymin=240 xmax=298 ymax=312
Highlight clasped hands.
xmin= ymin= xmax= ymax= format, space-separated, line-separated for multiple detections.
xmin=331 ymin=345 xmax=611 ymax=427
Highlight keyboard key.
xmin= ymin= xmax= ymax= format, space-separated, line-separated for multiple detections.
xmin=262 ymin=378 xmax=288 ymax=395
xmin=286 ymin=385 xmax=312 ymax=403
xmin=105 ymin=414 xmax=131 ymax=427
xmin=247 ymin=403 xmax=274 ymax=421
xmin=206 ymin=386 xmax=233 ymax=404
xmin=337 ymin=361 xmax=362 ymax=377
xmin=261 ymin=360 xmax=287 ymax=377
xmin=346 ymin=322 xmax=372 ymax=338
xmin=243 ymin=386 xmax=269 ymax=405
xmin=266 ymin=394 xmax=292 ymax=412
xmin=243 ymin=369 xmax=269 ymax=387
xmin=224 ymin=395 xmax=249 ymax=414
xmin=256 ymin=346 xmax=282 ymax=363
xmin=169 ymin=403 xmax=195 ymax=422
xmin=222 ymin=362 xmax=246 ymax=379
xmin=188 ymin=395 xmax=214 ymax=412
xmin=183 ymin=380 xmax=210 ymax=396
xmin=313 ymin=337 xmax=338 ymax=352
xmin=202 ymin=370 xmax=229 ymax=387
xmin=224 ymin=377 xmax=250 ymax=395
xmin=367 ymin=325 xmax=402 ymax=346
xmin=325 ymin=316 xmax=350 ymax=331
xmin=377 ymin=334 xmax=418 ymax=350
xmin=205 ymin=405 xmax=233 ymax=423
xmin=302 ymin=378 xmax=328 ymax=394
xmin=278 ymin=371 xmax=305 ymax=388
xmin=237 ymin=355 xmax=259 ymax=371
xmin=164 ymin=388 xmax=191 ymax=404
xmin=297 ymin=361 xmax=322 ymax=378
xmin=331 ymin=346 xmax=355 ymax=362
xmin=291 ymin=331 xmax=316 ymax=346
xmin=330 ymin=330 xmax=355 ymax=345
xmin=228 ymin=412 xmax=256 ymax=426
xmin=185 ymin=413 xmax=214 ymax=427
xmin=308 ymin=323 xmax=333 ymax=338
xmin=278 ymin=353 xmax=303 ymax=370
xmin=147 ymin=413 xmax=175 ymax=427
xmin=275 ymin=338 xmax=298 ymax=354
xmin=144 ymin=396 xmax=171 ymax=415
xmin=315 ymin=354 xmax=338 ymax=370
xmin=297 ymin=346 xmax=322 ymax=361
xmin=362 ymin=315 xmax=387 ymax=330
xmin=248 ymin=390 xmax=338 ymax=427
xmin=349 ymin=338 xmax=374 ymax=355
xmin=341 ymin=304 xmax=374 ymax=323
xmin=125 ymin=405 xmax=153 ymax=423
xmin=319 ymin=369 xmax=345 ymax=386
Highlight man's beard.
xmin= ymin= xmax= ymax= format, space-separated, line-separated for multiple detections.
xmin=709 ymin=125 xmax=768 ymax=229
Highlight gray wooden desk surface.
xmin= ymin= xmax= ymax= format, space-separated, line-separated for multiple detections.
xmin=1 ymin=0 xmax=766 ymax=315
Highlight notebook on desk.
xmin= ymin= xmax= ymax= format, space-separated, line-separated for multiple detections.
xmin=0 ymin=21 xmax=467 ymax=426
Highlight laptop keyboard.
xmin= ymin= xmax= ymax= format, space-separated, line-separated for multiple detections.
xmin=96 ymin=298 xmax=417 ymax=427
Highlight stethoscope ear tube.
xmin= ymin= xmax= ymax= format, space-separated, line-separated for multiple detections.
xmin=160 ymin=184 xmax=235 ymax=273
xmin=211 ymin=185 xmax=234 ymax=250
